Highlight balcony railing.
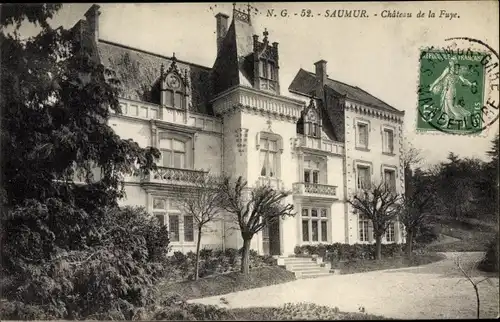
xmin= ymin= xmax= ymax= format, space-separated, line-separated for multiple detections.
xmin=296 ymin=135 xmax=345 ymax=155
xmin=141 ymin=167 xmax=207 ymax=185
xmin=293 ymin=182 xmax=338 ymax=198
xmin=113 ymin=98 xmax=222 ymax=133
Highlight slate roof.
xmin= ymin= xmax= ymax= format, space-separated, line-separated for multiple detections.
xmin=211 ymin=10 xmax=257 ymax=96
xmin=95 ymin=40 xmax=214 ymax=115
xmin=289 ymin=69 xmax=402 ymax=114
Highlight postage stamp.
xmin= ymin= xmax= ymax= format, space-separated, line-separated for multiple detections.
xmin=417 ymin=38 xmax=499 ymax=135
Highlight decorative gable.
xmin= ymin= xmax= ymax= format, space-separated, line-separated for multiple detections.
xmin=159 ymin=53 xmax=190 ymax=109
xmin=297 ymin=99 xmax=323 ymax=138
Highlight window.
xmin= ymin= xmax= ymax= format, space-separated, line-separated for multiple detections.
xmin=385 ymin=222 xmax=395 ymax=242
xmin=260 ymin=137 xmax=279 ymax=177
xmin=359 ymin=217 xmax=370 ymax=242
xmin=308 ymin=123 xmax=319 ymax=137
xmin=304 ymin=169 xmax=319 ymax=184
xmin=384 ymin=169 xmax=397 ymax=193
xmin=153 ymin=197 xmax=195 ymax=244
xmin=383 ymin=128 xmax=394 ymax=154
xmin=301 ymin=207 xmax=329 ymax=243
xmin=163 ymin=90 xmax=184 ymax=109
xmin=357 ymin=122 xmax=369 ymax=149
xmin=357 ymin=165 xmax=371 ymax=190
xmin=259 ymin=60 xmax=276 ymax=80
xmin=184 ymin=215 xmax=194 ymax=242
xmin=159 ymin=138 xmax=187 ymax=168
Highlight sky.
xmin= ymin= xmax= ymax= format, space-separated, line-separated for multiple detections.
xmin=16 ymin=2 xmax=499 ymax=166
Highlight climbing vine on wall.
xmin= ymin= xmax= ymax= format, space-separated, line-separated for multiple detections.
xmin=108 ymin=52 xmax=159 ymax=102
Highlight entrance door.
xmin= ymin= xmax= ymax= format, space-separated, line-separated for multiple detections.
xmin=263 ymin=219 xmax=281 ymax=256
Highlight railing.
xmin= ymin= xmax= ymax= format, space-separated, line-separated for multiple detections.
xmin=297 ymin=135 xmax=345 ymax=155
xmin=293 ymin=182 xmax=338 ymax=198
xmin=141 ymin=167 xmax=208 ymax=185
xmin=113 ymin=99 xmax=222 ymax=133
xmin=212 ymin=86 xmax=304 ymax=120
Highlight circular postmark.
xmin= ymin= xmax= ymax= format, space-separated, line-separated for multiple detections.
xmin=417 ymin=37 xmax=499 ymax=135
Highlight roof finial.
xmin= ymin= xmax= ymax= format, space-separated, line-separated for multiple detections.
xmin=172 ymin=52 xmax=176 ymax=60
xmin=233 ymin=3 xmax=236 ymax=11
xmin=263 ymin=28 xmax=269 ymax=42
xmin=160 ymin=63 xmax=165 ymax=77
xmin=247 ymin=3 xmax=251 ymax=16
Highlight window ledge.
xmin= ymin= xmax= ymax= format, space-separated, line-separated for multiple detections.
xmin=382 ymin=152 xmax=396 ymax=156
xmin=355 ymin=146 xmax=370 ymax=152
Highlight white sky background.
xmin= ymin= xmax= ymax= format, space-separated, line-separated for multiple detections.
xmin=16 ymin=1 xmax=499 ymax=166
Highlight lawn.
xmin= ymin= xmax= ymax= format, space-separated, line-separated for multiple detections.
xmin=331 ymin=252 xmax=446 ymax=274
xmin=424 ymin=215 xmax=498 ymax=252
xmin=158 ymin=266 xmax=296 ymax=300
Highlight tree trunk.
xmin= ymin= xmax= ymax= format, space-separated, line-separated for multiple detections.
xmin=474 ymin=284 xmax=480 ymax=319
xmin=405 ymin=229 xmax=414 ymax=257
xmin=194 ymin=226 xmax=203 ymax=280
xmin=241 ymin=238 xmax=251 ymax=274
xmin=375 ymin=235 xmax=382 ymax=260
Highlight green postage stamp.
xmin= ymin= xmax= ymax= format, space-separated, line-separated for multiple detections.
xmin=417 ymin=49 xmax=487 ymax=134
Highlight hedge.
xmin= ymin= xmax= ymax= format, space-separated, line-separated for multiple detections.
xmin=294 ymin=243 xmax=405 ymax=261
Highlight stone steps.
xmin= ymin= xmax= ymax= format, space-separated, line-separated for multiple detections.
xmin=278 ymin=255 xmax=336 ymax=279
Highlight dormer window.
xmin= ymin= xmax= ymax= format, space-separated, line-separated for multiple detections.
xmin=160 ymin=55 xmax=189 ymax=109
xmin=304 ymin=104 xmax=320 ymax=138
xmin=259 ymin=60 xmax=277 ymax=81
xmin=163 ymin=73 xmax=185 ymax=109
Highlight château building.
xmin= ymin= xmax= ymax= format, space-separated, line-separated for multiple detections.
xmin=75 ymin=4 xmax=406 ymax=256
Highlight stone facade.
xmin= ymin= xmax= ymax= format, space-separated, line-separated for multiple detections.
xmin=77 ymin=4 xmax=406 ymax=255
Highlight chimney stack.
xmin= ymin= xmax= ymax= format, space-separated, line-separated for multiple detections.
xmin=314 ymin=60 xmax=327 ymax=98
xmin=84 ymin=4 xmax=101 ymax=43
xmin=215 ymin=13 xmax=229 ymax=53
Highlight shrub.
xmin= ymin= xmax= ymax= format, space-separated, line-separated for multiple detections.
xmin=161 ymin=247 xmax=277 ymax=282
xmin=153 ymin=295 xmax=232 ymax=320
xmin=0 ymin=206 xmax=170 ymax=320
xmin=294 ymin=243 xmax=405 ymax=262
xmin=479 ymin=233 xmax=499 ymax=272
xmin=414 ymin=224 xmax=441 ymax=244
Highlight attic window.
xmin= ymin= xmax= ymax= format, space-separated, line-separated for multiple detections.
xmin=162 ymin=73 xmax=186 ymax=109
xmin=164 ymin=90 xmax=184 ymax=109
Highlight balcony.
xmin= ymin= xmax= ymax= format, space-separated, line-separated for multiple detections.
xmin=293 ymin=182 xmax=338 ymax=200
xmin=211 ymin=86 xmax=304 ymax=121
xmin=295 ymin=135 xmax=345 ymax=156
xmin=141 ymin=167 xmax=207 ymax=186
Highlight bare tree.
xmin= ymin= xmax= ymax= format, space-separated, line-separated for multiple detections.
xmin=455 ymin=256 xmax=494 ymax=319
xmin=172 ymin=173 xmax=223 ymax=280
xmin=348 ymin=181 xmax=402 ymax=260
xmin=217 ymin=176 xmax=295 ymax=274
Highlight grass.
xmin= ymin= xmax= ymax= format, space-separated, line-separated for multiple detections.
xmin=331 ymin=252 xmax=446 ymax=274
xmin=158 ymin=266 xmax=296 ymax=300
xmin=424 ymin=215 xmax=498 ymax=252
